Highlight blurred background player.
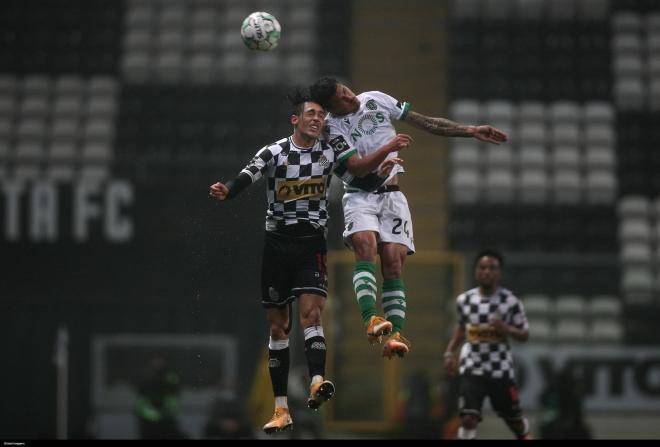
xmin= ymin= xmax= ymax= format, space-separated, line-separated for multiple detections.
xmin=209 ymin=88 xmax=400 ymax=434
xmin=443 ymin=249 xmax=531 ymax=440
xmin=310 ymin=77 xmax=508 ymax=359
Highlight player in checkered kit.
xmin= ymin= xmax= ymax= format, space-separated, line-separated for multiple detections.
xmin=443 ymin=249 xmax=531 ymax=440
xmin=209 ymin=88 xmax=403 ymax=434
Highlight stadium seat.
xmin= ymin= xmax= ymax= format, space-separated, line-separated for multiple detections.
xmin=552 ymin=169 xmax=582 ymax=204
xmin=584 ymin=123 xmax=616 ymax=148
xmin=450 ymin=168 xmax=480 ymax=204
xmin=527 ymin=318 xmax=552 ymax=343
xmin=620 ymin=242 xmax=652 ymax=266
xmin=589 ymin=295 xmax=622 ymax=317
xmin=585 ymin=145 xmax=616 ymax=171
xmin=518 ymin=101 xmax=546 ymax=123
xmin=612 ymin=33 xmax=643 ymax=57
xmin=554 ymin=294 xmax=587 ymax=317
xmin=518 ymin=144 xmax=547 ymax=170
xmin=550 ymin=123 xmax=581 ymax=146
xmin=651 ymin=196 xmax=660 ymax=220
xmin=650 ymin=79 xmax=660 ymax=111
xmin=519 ymin=169 xmax=549 ymax=204
xmin=451 ymin=0 xmax=481 ymax=19
xmin=485 ymin=145 xmax=514 ymax=169
xmin=554 ymin=319 xmax=587 ymax=343
xmin=621 ymin=266 xmax=654 ymax=293
xmin=548 ymin=0 xmax=576 ymax=20
xmin=519 ymin=123 xmax=546 ymax=146
xmin=515 ymin=0 xmax=544 ymax=20
xmin=549 ymin=101 xmax=581 ymax=124
xmin=585 ymin=170 xmax=617 ymax=204
xmin=617 ymin=195 xmax=650 ymax=219
xmin=647 ymin=13 xmax=660 ymax=33
xmin=484 ymin=0 xmax=514 ymax=20
xmin=579 ymin=0 xmax=610 ymax=21
xmin=46 ymin=164 xmax=76 ymax=182
xmin=450 ymin=100 xmax=481 ymax=123
xmin=551 ymin=145 xmax=581 ymax=170
xmin=618 ymin=217 xmax=651 ymax=243
xmin=485 ymin=168 xmax=515 ymax=203
xmin=612 ymin=12 xmax=642 ymax=34
xmin=13 ymin=163 xmax=41 ymax=181
xmin=484 ymin=100 xmax=515 ymax=122
xmin=450 ymin=144 xmax=481 ymax=169
xmin=522 ymin=294 xmax=552 ymax=317
xmin=49 ymin=141 xmax=78 ymax=161
xmin=583 ymin=101 xmax=615 ymax=124
xmin=14 ymin=141 xmax=46 ymax=161
xmin=615 ymin=77 xmax=645 ymax=111
xmin=588 ymin=319 xmax=623 ymax=344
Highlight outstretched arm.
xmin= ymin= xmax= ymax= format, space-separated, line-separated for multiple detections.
xmin=209 ymin=172 xmax=252 ymax=201
xmin=404 ymin=110 xmax=508 ymax=144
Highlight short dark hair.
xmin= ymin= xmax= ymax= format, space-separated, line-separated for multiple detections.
xmin=309 ymin=76 xmax=339 ymax=110
xmin=474 ymin=248 xmax=504 ymax=268
xmin=286 ymin=86 xmax=313 ymax=116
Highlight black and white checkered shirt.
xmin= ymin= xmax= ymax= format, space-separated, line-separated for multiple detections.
xmin=241 ymin=135 xmax=355 ymax=230
xmin=456 ymin=287 xmax=529 ymax=380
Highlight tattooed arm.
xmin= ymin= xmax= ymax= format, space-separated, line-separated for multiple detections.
xmin=404 ymin=110 xmax=508 ymax=144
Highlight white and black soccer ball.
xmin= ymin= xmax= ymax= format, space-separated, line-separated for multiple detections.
xmin=240 ymin=11 xmax=281 ymax=51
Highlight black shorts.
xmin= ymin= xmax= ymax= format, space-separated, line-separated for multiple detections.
xmin=458 ymin=375 xmax=523 ymax=422
xmin=261 ymin=228 xmax=328 ymax=308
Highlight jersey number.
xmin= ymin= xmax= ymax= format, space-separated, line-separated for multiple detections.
xmin=392 ymin=218 xmax=409 ymax=237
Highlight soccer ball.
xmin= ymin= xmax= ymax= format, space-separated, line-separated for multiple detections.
xmin=240 ymin=12 xmax=281 ymax=51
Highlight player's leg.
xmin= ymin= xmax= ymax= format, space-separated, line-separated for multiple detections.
xmin=377 ymin=191 xmax=415 ymax=358
xmin=458 ymin=375 xmax=486 ymax=439
xmin=290 ymin=233 xmax=335 ymax=410
xmin=342 ymin=192 xmax=392 ymax=343
xmin=379 ymin=242 xmax=412 ymax=358
xmin=263 ymin=305 xmax=294 ymax=433
xmin=261 ymin=232 xmax=294 ymax=433
xmin=489 ymin=378 xmax=530 ymax=440
xmin=298 ymin=293 xmax=335 ymax=410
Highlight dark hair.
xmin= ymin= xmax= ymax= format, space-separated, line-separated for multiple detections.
xmin=286 ymin=86 xmax=313 ymax=116
xmin=309 ymin=76 xmax=339 ymax=110
xmin=474 ymin=248 xmax=504 ymax=268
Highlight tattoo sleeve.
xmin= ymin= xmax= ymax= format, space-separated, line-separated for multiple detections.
xmin=405 ymin=110 xmax=475 ymax=137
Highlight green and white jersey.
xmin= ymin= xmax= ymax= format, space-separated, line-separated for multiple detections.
xmin=325 ymin=91 xmax=410 ymax=189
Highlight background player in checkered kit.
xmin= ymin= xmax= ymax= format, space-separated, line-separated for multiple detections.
xmin=209 ymin=88 xmax=403 ymax=434
xmin=443 ymin=249 xmax=531 ymax=440
xmin=310 ymin=77 xmax=508 ymax=359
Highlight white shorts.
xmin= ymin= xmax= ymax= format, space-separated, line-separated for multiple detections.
xmin=342 ymin=188 xmax=415 ymax=254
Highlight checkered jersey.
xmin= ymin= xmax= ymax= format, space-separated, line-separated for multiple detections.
xmin=455 ymin=287 xmax=529 ymax=380
xmin=241 ymin=135 xmax=355 ymax=230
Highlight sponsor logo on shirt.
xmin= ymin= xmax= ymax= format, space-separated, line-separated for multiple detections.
xmin=351 ymin=112 xmax=385 ymax=142
xmin=276 ymin=178 xmax=326 ymax=202
xmin=466 ymin=324 xmax=504 ymax=343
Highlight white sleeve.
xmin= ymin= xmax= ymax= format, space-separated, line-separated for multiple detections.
xmin=368 ymin=91 xmax=410 ymax=121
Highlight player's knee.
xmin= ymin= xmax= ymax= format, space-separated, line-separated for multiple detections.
xmin=267 ymin=316 xmax=289 ymax=339
xmin=461 ymin=414 xmax=479 ymax=430
xmin=352 ymin=235 xmax=377 ymax=261
xmin=300 ymin=305 xmax=322 ymax=327
xmin=381 ymin=260 xmax=403 ymax=279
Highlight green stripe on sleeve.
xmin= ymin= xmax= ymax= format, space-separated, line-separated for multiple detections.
xmin=400 ymin=102 xmax=410 ymax=120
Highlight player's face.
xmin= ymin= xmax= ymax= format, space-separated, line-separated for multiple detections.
xmin=475 ymin=256 xmax=501 ymax=289
xmin=292 ymin=102 xmax=325 ymax=140
xmin=329 ymin=83 xmax=360 ymax=115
